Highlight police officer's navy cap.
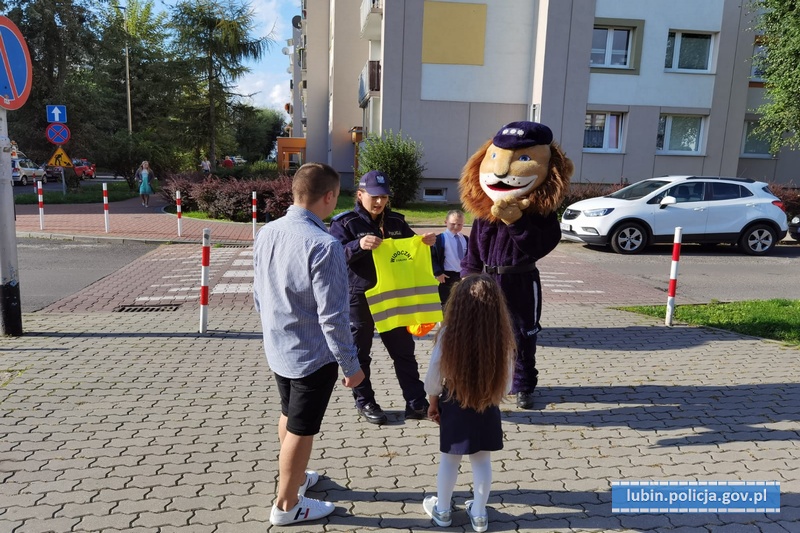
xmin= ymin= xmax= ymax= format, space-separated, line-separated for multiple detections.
xmin=492 ymin=121 xmax=553 ymax=149
xmin=359 ymin=170 xmax=391 ymax=196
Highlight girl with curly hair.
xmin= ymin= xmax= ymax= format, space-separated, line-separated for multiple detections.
xmin=422 ymin=274 xmax=515 ymax=532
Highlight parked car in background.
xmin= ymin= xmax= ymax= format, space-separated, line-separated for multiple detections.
xmin=72 ymin=159 xmax=96 ymax=178
xmin=11 ymin=157 xmax=47 ymax=186
xmin=789 ymin=215 xmax=800 ymax=242
xmin=560 ymin=175 xmax=789 ymax=255
xmin=44 ymin=165 xmax=64 ymax=182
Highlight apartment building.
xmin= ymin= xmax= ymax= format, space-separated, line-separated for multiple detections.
xmin=288 ymin=0 xmax=796 ymax=201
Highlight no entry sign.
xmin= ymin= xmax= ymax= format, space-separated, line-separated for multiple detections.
xmin=0 ymin=16 xmax=32 ymax=111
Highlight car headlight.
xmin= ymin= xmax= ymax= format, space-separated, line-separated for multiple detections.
xmin=583 ymin=208 xmax=614 ymax=217
xmin=792 ymin=216 xmax=799 ymax=224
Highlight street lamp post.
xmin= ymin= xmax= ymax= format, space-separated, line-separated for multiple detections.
xmin=116 ymin=5 xmax=132 ymax=134
xmin=124 ymin=39 xmax=132 ymax=134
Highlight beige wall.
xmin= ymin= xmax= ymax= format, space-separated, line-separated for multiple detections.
xmin=306 ymin=0 xmax=800 ymax=199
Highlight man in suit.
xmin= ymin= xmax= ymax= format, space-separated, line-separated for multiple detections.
xmin=431 ymin=210 xmax=468 ymax=306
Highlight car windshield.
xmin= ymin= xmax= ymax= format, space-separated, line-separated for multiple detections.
xmin=607 ymin=180 xmax=670 ymax=200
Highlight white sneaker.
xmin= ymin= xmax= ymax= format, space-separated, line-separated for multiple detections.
xmin=422 ymin=495 xmax=452 ymax=527
xmin=269 ymin=495 xmax=334 ymax=526
xmin=298 ymin=470 xmax=319 ymax=496
xmin=465 ymin=500 xmax=488 ymax=532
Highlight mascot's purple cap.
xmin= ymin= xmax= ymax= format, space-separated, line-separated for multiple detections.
xmin=359 ymin=170 xmax=392 ymax=196
xmin=492 ymin=121 xmax=553 ymax=149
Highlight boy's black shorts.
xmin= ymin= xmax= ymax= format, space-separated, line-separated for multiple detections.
xmin=275 ymin=362 xmax=338 ymax=436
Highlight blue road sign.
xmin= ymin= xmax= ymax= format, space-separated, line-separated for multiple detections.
xmin=46 ymin=122 xmax=70 ymax=145
xmin=0 ymin=16 xmax=33 ymax=111
xmin=46 ymin=104 xmax=67 ymax=123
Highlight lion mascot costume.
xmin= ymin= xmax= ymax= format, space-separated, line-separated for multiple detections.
xmin=459 ymin=121 xmax=573 ymax=409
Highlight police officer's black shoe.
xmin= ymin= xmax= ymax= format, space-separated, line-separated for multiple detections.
xmin=404 ymin=399 xmax=430 ymax=420
xmin=357 ymin=403 xmax=388 ymax=425
xmin=516 ymin=391 xmax=536 ymax=409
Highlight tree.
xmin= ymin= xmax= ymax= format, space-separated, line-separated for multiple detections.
xmin=751 ymin=0 xmax=800 ymax=153
xmin=357 ymin=131 xmax=427 ymax=208
xmin=231 ymin=105 xmax=285 ymax=163
xmin=171 ymin=0 xmax=274 ymax=166
xmin=6 ymin=0 xmax=97 ymax=163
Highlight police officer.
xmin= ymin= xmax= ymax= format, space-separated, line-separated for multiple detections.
xmin=330 ymin=171 xmax=436 ymax=425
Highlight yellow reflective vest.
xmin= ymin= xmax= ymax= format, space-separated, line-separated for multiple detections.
xmin=366 ymin=235 xmax=443 ymax=332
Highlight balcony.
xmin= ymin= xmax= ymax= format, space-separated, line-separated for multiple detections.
xmin=360 ymin=0 xmax=383 ymax=40
xmin=358 ymin=60 xmax=381 ymax=108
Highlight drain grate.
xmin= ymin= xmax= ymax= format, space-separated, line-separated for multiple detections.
xmin=115 ymin=304 xmax=182 ymax=312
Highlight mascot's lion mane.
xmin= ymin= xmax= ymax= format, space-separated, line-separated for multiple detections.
xmin=459 ymin=140 xmax=574 ymax=223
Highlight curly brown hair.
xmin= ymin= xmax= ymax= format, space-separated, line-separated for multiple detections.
xmin=459 ymin=140 xmax=574 ymax=222
xmin=437 ymin=274 xmax=516 ymax=412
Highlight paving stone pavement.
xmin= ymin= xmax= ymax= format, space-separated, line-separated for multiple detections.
xmin=4 ymin=200 xmax=799 ymax=532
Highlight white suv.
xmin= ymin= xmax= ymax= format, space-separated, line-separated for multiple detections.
xmin=560 ymin=176 xmax=789 ymax=255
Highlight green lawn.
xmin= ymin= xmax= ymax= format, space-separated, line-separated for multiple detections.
xmin=619 ymin=299 xmax=800 ymax=346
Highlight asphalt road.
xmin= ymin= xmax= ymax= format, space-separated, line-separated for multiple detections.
xmin=558 ymin=240 xmax=800 ymax=302
xmin=14 ymin=237 xmax=158 ymax=312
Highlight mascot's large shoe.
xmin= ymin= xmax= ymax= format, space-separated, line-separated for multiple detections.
xmin=516 ymin=392 xmax=536 ymax=409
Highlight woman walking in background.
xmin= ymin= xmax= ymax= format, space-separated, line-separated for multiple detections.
xmin=136 ymin=161 xmax=155 ymax=208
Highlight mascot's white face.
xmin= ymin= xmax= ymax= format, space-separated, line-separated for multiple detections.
xmin=479 ymin=143 xmax=551 ymax=202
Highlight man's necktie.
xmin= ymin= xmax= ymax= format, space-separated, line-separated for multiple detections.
xmin=455 ymin=235 xmax=464 ymax=261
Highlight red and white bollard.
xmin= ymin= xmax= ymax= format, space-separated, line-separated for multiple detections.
xmin=199 ymin=228 xmax=211 ymax=334
xmin=37 ymin=180 xmax=44 ymax=230
xmin=665 ymin=227 xmax=683 ymax=327
xmin=252 ymin=191 xmax=257 ymax=239
xmin=102 ymin=182 xmax=109 ymax=233
xmin=176 ymin=190 xmax=183 ymax=237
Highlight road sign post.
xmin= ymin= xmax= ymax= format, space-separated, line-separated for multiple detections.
xmin=0 ymin=15 xmax=33 ymax=336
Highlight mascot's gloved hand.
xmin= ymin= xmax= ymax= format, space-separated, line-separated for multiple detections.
xmin=491 ymin=198 xmax=531 ymax=225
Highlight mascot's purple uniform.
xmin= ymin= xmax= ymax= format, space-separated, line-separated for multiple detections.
xmin=459 ymin=121 xmax=573 ymax=408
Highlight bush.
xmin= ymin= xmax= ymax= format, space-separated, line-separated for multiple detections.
xmin=769 ymin=183 xmax=800 ymax=217
xmin=357 ymin=130 xmax=426 ymax=208
xmin=559 ymin=182 xmax=621 ymax=216
xmin=158 ymin=173 xmax=294 ymax=222
xmin=262 ymin=175 xmax=293 ymax=221
xmin=63 ymin=167 xmax=81 ymax=191
xmin=158 ymin=171 xmax=208 ymax=211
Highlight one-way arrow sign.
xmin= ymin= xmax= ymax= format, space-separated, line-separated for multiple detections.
xmin=46 ymin=104 xmax=67 ymax=123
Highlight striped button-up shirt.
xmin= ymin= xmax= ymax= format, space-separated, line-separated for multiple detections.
xmin=253 ymin=205 xmax=359 ymax=379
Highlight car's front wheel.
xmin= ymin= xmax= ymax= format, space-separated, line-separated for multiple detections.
xmin=20 ymin=175 xmax=28 ymax=186
xmin=610 ymin=222 xmax=648 ymax=254
xmin=739 ymin=224 xmax=777 ymax=255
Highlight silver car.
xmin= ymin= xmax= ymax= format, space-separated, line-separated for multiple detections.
xmin=12 ymin=157 xmax=47 ymax=186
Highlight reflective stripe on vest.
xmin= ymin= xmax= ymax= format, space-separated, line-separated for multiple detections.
xmin=366 ymin=235 xmax=443 ymax=332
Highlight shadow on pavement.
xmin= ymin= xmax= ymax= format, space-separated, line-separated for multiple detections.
xmin=506 ymin=384 xmax=800 ymax=447
xmin=538 ymin=325 xmax=723 ymax=351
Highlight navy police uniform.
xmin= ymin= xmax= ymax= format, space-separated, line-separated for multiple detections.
xmin=329 ymin=198 xmax=428 ymax=416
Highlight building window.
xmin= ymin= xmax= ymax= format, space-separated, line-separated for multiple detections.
xmin=751 ymin=43 xmax=767 ymax=81
xmin=423 ymin=188 xmax=447 ymax=202
xmin=742 ymin=120 xmax=771 ymax=156
xmin=657 ymin=115 xmax=703 ymax=154
xmin=584 ymin=112 xmax=623 ymax=152
xmin=591 ymin=27 xmax=631 ymax=67
xmin=665 ymin=31 xmax=713 ymax=71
